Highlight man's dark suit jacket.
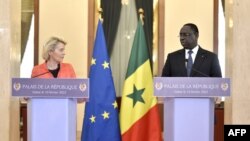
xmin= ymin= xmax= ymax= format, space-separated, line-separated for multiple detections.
xmin=162 ymin=47 xmax=222 ymax=77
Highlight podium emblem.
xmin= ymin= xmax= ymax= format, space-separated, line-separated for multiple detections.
xmin=13 ymin=82 xmax=21 ymax=91
xmin=79 ymin=83 xmax=87 ymax=92
xmin=221 ymin=83 xmax=229 ymax=91
xmin=155 ymin=82 xmax=163 ymax=90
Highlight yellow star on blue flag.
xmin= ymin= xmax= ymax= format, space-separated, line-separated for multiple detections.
xmin=81 ymin=20 xmax=121 ymax=141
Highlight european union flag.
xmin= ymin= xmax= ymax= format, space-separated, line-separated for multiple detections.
xmin=81 ymin=20 xmax=121 ymax=141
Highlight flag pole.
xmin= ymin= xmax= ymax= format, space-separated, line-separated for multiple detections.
xmin=98 ymin=7 xmax=103 ymax=23
xmin=138 ymin=8 xmax=144 ymax=25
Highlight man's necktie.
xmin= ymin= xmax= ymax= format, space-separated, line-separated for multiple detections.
xmin=187 ymin=50 xmax=193 ymax=76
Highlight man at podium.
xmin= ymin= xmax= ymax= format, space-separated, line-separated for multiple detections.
xmin=31 ymin=36 xmax=76 ymax=78
xmin=160 ymin=23 xmax=224 ymax=141
xmin=162 ymin=23 xmax=222 ymax=77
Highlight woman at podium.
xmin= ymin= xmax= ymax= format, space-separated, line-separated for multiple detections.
xmin=31 ymin=36 xmax=76 ymax=78
xmin=27 ymin=37 xmax=80 ymax=141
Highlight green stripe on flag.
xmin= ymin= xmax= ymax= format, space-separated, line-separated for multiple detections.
xmin=126 ymin=20 xmax=150 ymax=78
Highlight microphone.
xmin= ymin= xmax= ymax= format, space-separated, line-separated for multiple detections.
xmin=191 ymin=67 xmax=209 ymax=77
xmin=32 ymin=71 xmax=50 ymax=78
xmin=185 ymin=59 xmax=209 ymax=77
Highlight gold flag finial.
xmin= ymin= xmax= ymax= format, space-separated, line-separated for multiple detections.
xmin=98 ymin=7 xmax=103 ymax=23
xmin=138 ymin=8 xmax=144 ymax=25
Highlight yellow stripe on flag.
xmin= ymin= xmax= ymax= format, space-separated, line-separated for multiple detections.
xmin=120 ymin=60 xmax=157 ymax=134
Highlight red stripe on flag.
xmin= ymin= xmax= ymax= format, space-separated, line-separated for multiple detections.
xmin=122 ymin=105 xmax=163 ymax=141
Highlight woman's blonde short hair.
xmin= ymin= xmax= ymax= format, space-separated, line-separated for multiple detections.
xmin=42 ymin=37 xmax=67 ymax=61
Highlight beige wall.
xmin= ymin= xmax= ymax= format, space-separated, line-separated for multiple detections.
xmin=224 ymin=0 xmax=250 ymax=124
xmin=164 ymin=0 xmax=214 ymax=58
xmin=39 ymin=0 xmax=88 ymax=77
xmin=0 ymin=0 xmax=21 ymax=140
xmin=39 ymin=0 xmax=88 ymax=139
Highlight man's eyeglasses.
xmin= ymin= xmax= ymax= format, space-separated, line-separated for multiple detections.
xmin=178 ymin=33 xmax=192 ymax=38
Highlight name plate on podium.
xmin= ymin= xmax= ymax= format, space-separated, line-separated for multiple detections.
xmin=12 ymin=78 xmax=89 ymax=98
xmin=154 ymin=77 xmax=230 ymax=97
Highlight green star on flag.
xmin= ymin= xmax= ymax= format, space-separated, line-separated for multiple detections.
xmin=127 ymin=85 xmax=145 ymax=107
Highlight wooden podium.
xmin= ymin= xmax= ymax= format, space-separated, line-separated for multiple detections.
xmin=154 ymin=77 xmax=230 ymax=141
xmin=12 ymin=78 xmax=89 ymax=141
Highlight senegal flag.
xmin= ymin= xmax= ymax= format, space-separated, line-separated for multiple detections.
xmin=120 ymin=19 xmax=162 ymax=141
